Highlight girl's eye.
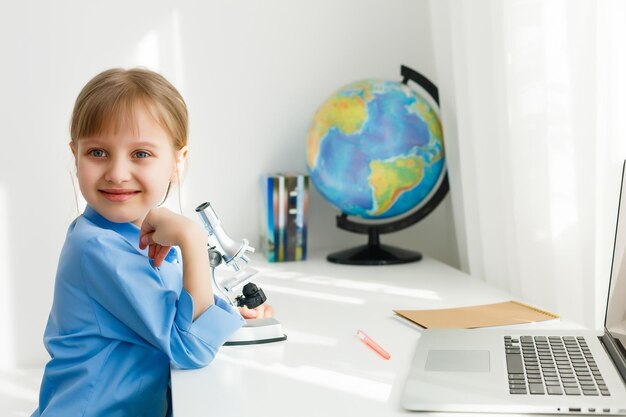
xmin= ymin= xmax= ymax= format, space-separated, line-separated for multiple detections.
xmin=134 ymin=151 xmax=151 ymax=159
xmin=88 ymin=149 xmax=107 ymax=158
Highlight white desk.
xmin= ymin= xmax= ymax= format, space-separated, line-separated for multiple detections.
xmin=171 ymin=251 xmax=569 ymax=416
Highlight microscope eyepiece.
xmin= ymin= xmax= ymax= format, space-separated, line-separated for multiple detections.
xmin=195 ymin=202 xmax=210 ymax=212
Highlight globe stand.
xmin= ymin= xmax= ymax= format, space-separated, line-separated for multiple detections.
xmin=326 ymin=169 xmax=448 ymax=265
xmin=327 ymin=226 xmax=422 ymax=265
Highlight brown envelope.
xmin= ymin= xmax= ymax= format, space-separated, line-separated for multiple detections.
xmin=394 ymin=300 xmax=559 ymax=329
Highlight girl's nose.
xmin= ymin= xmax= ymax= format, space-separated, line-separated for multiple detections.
xmin=104 ymin=157 xmax=131 ymax=184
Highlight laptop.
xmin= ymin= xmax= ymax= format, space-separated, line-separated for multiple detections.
xmin=402 ymin=161 xmax=626 ymax=415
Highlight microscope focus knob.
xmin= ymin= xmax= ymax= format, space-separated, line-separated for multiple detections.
xmin=235 ymin=283 xmax=267 ymax=309
xmin=207 ymin=248 xmax=223 ymax=268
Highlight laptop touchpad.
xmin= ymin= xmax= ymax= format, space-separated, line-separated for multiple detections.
xmin=425 ymin=350 xmax=490 ymax=372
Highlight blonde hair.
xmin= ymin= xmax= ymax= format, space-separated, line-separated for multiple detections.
xmin=70 ymin=68 xmax=188 ymax=150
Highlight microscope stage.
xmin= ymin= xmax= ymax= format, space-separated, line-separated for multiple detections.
xmin=224 ymin=318 xmax=287 ymax=346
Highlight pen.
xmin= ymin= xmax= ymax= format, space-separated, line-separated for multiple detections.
xmin=357 ymin=330 xmax=391 ymax=360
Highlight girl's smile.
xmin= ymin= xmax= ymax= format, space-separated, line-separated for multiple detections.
xmin=99 ymin=188 xmax=141 ymax=202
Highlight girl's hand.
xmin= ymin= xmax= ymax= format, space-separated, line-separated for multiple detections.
xmin=239 ymin=303 xmax=274 ymax=319
xmin=139 ymin=207 xmax=205 ymax=267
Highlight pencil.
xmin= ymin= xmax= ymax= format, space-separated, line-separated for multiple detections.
xmin=357 ymin=330 xmax=391 ymax=360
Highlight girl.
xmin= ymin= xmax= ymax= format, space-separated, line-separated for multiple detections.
xmin=32 ymin=68 xmax=269 ymax=417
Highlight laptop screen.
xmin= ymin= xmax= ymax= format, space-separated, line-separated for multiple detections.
xmin=605 ymin=161 xmax=626 ymax=351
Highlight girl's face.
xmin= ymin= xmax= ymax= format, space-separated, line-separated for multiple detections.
xmin=71 ymin=105 xmax=187 ymax=226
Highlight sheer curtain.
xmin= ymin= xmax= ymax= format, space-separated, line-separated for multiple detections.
xmin=429 ymin=0 xmax=626 ymax=328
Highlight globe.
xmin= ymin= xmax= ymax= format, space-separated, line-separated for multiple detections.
xmin=305 ymin=68 xmax=448 ymax=265
xmin=306 ymin=78 xmax=445 ymax=220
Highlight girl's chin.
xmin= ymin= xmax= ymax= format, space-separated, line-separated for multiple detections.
xmin=95 ymin=207 xmax=147 ymax=225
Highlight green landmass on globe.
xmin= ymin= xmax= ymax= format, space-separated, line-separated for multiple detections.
xmin=306 ymin=79 xmax=445 ymax=220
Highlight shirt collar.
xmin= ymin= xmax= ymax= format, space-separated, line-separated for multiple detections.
xmin=83 ymin=205 xmax=142 ymax=245
xmin=82 ymin=205 xmax=180 ymax=264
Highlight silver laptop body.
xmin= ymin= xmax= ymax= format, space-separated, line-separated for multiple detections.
xmin=402 ymin=161 xmax=626 ymax=415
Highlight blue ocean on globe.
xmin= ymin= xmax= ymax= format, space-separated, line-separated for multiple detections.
xmin=306 ymin=79 xmax=445 ymax=219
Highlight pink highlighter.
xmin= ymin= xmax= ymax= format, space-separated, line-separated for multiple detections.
xmin=357 ymin=330 xmax=391 ymax=360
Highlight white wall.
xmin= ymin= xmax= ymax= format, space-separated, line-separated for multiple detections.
xmin=0 ymin=0 xmax=458 ymax=367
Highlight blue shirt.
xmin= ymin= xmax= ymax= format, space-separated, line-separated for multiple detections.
xmin=32 ymin=206 xmax=244 ymax=417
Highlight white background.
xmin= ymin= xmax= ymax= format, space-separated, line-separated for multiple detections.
xmin=0 ymin=0 xmax=458 ymax=367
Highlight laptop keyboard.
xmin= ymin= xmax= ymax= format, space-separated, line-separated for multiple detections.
xmin=505 ymin=336 xmax=610 ymax=396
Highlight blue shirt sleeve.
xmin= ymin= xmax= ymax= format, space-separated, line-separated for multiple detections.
xmin=80 ymin=234 xmax=244 ymax=369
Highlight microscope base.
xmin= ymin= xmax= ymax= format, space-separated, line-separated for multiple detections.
xmin=224 ymin=318 xmax=287 ymax=346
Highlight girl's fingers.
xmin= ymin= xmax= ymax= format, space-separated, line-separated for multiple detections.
xmin=139 ymin=231 xmax=155 ymax=249
xmin=263 ymin=304 xmax=275 ymax=318
xmin=239 ymin=306 xmax=258 ymax=318
xmin=147 ymin=243 xmax=166 ymax=267
xmin=239 ymin=304 xmax=275 ymax=319
xmin=139 ymin=212 xmax=157 ymax=242
xmin=139 ymin=210 xmax=173 ymax=268
xmin=139 ymin=234 xmax=148 ymax=249
xmin=255 ymin=305 xmax=266 ymax=318
xmin=153 ymin=244 xmax=171 ymax=267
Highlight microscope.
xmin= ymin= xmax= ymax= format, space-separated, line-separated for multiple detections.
xmin=195 ymin=202 xmax=286 ymax=346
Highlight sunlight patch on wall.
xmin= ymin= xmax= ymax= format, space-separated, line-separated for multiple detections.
xmin=543 ymin=0 xmax=578 ymax=238
xmin=133 ymin=30 xmax=160 ymax=71
xmin=0 ymin=184 xmax=16 ymax=369
xmin=171 ymin=9 xmax=185 ymax=91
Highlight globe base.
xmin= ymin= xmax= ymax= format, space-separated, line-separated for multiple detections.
xmin=327 ymin=243 xmax=422 ymax=266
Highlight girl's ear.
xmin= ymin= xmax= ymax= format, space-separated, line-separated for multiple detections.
xmin=172 ymin=146 xmax=189 ymax=182
xmin=69 ymin=142 xmax=78 ymax=166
